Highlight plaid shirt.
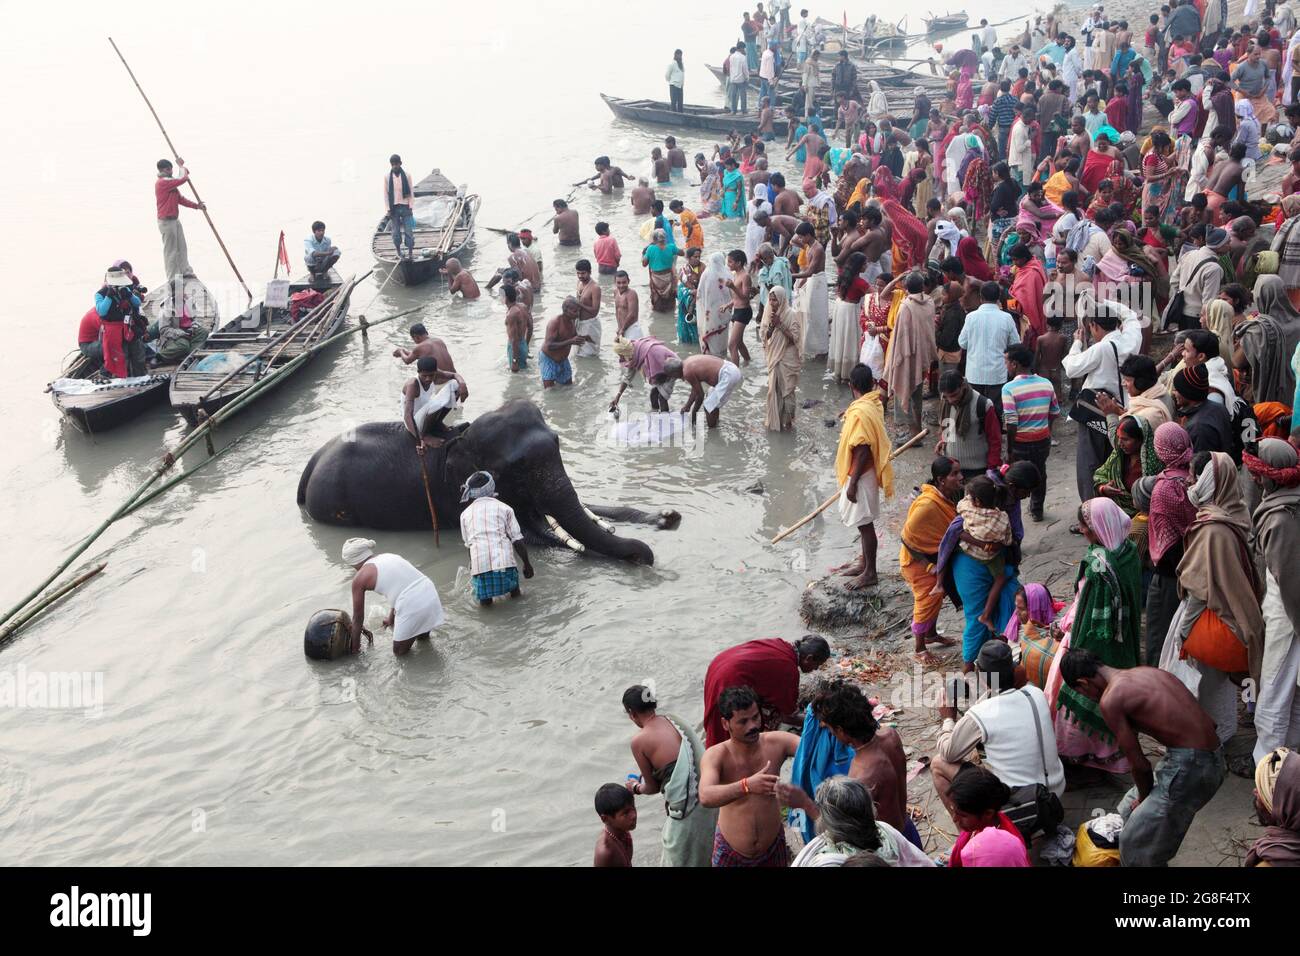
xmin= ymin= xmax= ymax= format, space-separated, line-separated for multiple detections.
xmin=459 ymin=497 xmax=523 ymax=575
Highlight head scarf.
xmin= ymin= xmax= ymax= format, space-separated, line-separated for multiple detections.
xmin=1189 ymin=451 xmax=1252 ymax=533
xmin=1080 ymin=497 xmax=1132 ymax=551
xmin=1154 ymin=422 xmax=1193 ymax=471
xmin=460 ymin=470 xmax=497 ymax=503
xmin=1003 ymin=582 xmax=1062 ymax=642
xmin=883 ymin=199 xmax=928 ymax=269
xmin=1235 ymin=99 xmax=1256 ymax=121
xmin=1246 ymin=748 xmax=1300 ymax=867
xmin=1201 ymin=300 xmax=1235 ymax=361
xmin=753 ymin=182 xmax=770 ymax=204
xmin=1093 ymin=415 xmax=1161 ymax=514
xmin=958 ymin=236 xmax=994 ymax=282
xmin=341 ymin=538 xmax=376 ymax=565
xmin=1149 ymin=428 xmax=1197 ymax=565
xmin=1244 ymin=438 xmax=1300 ymax=493
xmin=767 ymin=283 xmax=791 ymax=319
xmin=960 ymin=826 xmax=1030 ymax=866
xmin=946 ymin=207 xmax=971 ymax=233
xmin=872 ymin=165 xmax=900 ymax=202
xmin=935 ymin=219 xmax=962 ymax=251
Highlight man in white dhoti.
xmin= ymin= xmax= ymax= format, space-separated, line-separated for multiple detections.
xmin=343 ymin=538 xmax=446 ymax=656
xmin=622 ymin=685 xmax=718 ymax=867
xmin=401 ymin=356 xmax=466 ymax=449
xmin=1061 ymin=34 xmax=1084 ymax=102
xmin=791 ymin=221 xmax=829 ymax=359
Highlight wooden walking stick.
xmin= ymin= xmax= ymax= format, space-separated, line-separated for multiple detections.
xmin=770 ymin=429 xmax=929 ymax=544
xmin=415 ymin=445 xmax=440 ymax=547
xmin=108 ymin=36 xmax=253 ymax=304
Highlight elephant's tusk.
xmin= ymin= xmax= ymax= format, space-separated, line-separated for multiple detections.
xmin=545 ymin=515 xmax=586 ymax=553
xmin=583 ymin=507 xmax=616 ymax=534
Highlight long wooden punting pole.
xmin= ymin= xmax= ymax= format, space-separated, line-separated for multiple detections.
xmin=0 ymin=304 xmax=424 ymax=638
xmin=108 ymin=36 xmax=253 ymax=305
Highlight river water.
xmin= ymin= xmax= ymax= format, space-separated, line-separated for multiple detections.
xmin=0 ymin=0 xmax=1044 ymax=864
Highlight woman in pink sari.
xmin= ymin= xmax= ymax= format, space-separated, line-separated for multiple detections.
xmin=955 ymin=67 xmax=974 ymax=111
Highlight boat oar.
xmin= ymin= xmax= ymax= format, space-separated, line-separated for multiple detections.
xmin=415 ymin=446 xmax=440 ymax=548
xmin=770 ymin=429 xmax=929 ymax=545
xmin=0 ymin=563 xmax=108 ymax=647
xmin=108 ymin=37 xmax=253 ymax=305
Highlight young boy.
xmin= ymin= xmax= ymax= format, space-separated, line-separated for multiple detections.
xmin=593 ymin=221 xmax=621 ymax=275
xmin=458 ymin=470 xmax=534 ymax=605
xmin=956 ymin=476 xmax=1013 ymax=633
xmin=593 ymin=783 xmax=637 ymax=867
xmin=1033 ymin=314 xmax=1069 ymax=410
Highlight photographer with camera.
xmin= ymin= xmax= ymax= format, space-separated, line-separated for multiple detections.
xmin=94 ymin=268 xmax=143 ymax=378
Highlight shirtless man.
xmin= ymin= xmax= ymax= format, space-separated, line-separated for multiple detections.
xmin=540 ymin=297 xmax=587 ymax=388
xmin=440 ymin=257 xmax=480 ymax=300
xmin=393 ymin=323 xmax=456 ymax=372
xmin=664 ymin=135 xmax=688 ymax=173
xmin=653 ymin=353 xmax=744 ymax=428
xmin=401 ymin=356 xmax=467 ymax=450
xmin=485 ymin=233 xmax=541 ymax=292
xmin=786 ymin=124 xmax=826 ymax=167
xmin=588 ymin=156 xmax=633 ymax=194
xmin=518 ymin=228 xmax=544 ymax=285
xmin=1060 ymin=649 xmax=1227 ymax=867
xmin=723 ymin=249 xmax=756 ymax=366
xmin=651 ymin=147 xmax=672 ymax=185
xmin=757 ymin=97 xmax=776 ymax=140
xmin=574 ymin=259 xmax=602 ymax=358
xmin=748 ymin=157 xmax=771 ymax=199
xmin=629 ymin=178 xmax=656 ymax=216
xmin=1067 ymin=113 xmax=1092 ymax=159
xmin=613 ymin=270 xmax=643 ymax=340
xmin=699 ymin=685 xmax=800 ymax=866
xmin=1203 ymin=142 xmax=1247 ymax=212
xmin=768 ymin=171 xmax=802 ymax=217
xmin=752 ymin=209 xmax=800 ymax=255
xmin=810 ymin=681 xmax=913 ymax=839
xmin=552 ymin=200 xmax=580 ymax=247
xmin=503 ymin=284 xmax=530 ymax=373
xmin=855 ymin=205 xmax=893 ymax=279
xmin=499 ymin=268 xmax=534 ymax=315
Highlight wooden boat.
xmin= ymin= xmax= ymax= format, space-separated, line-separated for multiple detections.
xmin=49 ymin=277 xmax=220 ymax=433
xmin=706 ymin=59 xmax=945 ymax=91
xmin=698 ymin=69 xmax=921 ymax=117
xmin=601 ymin=93 xmax=792 ymax=136
xmin=370 ymin=169 xmax=480 ymax=286
xmin=924 ymin=13 xmax=969 ymax=34
xmin=860 ymin=16 xmax=909 ymax=55
xmin=169 ymin=271 xmax=355 ymax=425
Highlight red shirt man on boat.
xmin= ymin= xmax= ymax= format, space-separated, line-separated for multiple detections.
xmin=155 ymin=158 xmax=204 ymax=280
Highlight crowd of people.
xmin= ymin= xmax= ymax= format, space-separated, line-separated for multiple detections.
xmin=583 ymin=3 xmax=1300 ymax=867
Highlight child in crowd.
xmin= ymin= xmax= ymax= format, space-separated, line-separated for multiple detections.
xmin=956 ymin=476 xmax=1013 ymax=632
xmin=1033 ymin=314 xmax=1069 ymax=411
xmin=592 ymin=783 xmax=637 ymax=867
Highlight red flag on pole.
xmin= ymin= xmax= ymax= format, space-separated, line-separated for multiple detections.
xmin=276 ymin=230 xmax=290 ymax=278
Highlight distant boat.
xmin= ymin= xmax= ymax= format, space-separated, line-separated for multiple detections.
xmin=169 ymin=271 xmax=354 ymax=425
xmin=370 ymin=169 xmax=480 ymax=286
xmin=601 ymin=93 xmax=794 ymax=136
xmin=49 ymin=277 xmax=220 ymax=433
xmin=925 ymin=13 xmax=970 ymax=34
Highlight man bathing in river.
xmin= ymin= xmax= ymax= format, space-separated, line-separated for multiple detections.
xmin=724 ymin=249 xmax=755 ymax=367
xmin=832 ymin=363 xmax=894 ymax=590
xmin=700 ymin=685 xmax=800 ymax=867
xmin=342 ymin=537 xmax=445 ymax=656
xmin=504 ymin=284 xmax=530 ymax=373
xmin=552 ymin=199 xmax=580 ymax=247
xmin=588 ymin=156 xmax=632 ymax=194
xmin=440 ymin=257 xmax=480 ymax=299
xmin=613 ymin=270 xmax=642 ymax=340
xmin=574 ymin=260 xmax=602 ymax=357
xmin=486 ymin=233 xmax=541 ymax=293
xmin=394 ymin=323 xmax=456 ymax=371
xmin=540 ymin=297 xmax=589 ymax=388
xmin=401 ymin=356 xmax=467 ymax=450
xmin=652 ymin=354 xmax=742 ymax=428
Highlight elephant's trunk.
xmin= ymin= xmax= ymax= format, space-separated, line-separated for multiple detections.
xmin=533 ymin=475 xmax=654 ymax=565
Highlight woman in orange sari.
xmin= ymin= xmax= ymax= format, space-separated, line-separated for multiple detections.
xmin=900 ymin=457 xmax=964 ymax=662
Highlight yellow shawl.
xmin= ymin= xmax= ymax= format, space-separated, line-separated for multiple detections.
xmin=899 ymin=483 xmax=958 ymax=568
xmin=835 ymin=391 xmax=895 ymax=495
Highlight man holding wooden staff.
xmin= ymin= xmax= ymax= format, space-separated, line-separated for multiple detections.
xmin=155 ymin=158 xmax=204 ymax=279
xmin=830 ymin=364 xmax=894 ymax=590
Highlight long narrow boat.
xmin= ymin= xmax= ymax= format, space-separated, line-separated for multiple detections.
xmin=924 ymin=13 xmax=969 ymax=34
xmin=49 ymin=277 xmax=220 ymax=433
xmin=370 ymin=169 xmax=480 ymax=286
xmin=169 ymin=272 xmax=355 ymax=425
xmin=706 ymin=60 xmax=946 ymax=91
xmin=699 ymin=68 xmax=922 ymax=116
xmin=601 ymin=93 xmax=793 ymax=137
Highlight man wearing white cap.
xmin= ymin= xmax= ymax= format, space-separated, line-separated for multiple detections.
xmin=342 ymin=538 xmax=445 ymax=656
xmin=459 ymin=471 xmax=534 ymax=606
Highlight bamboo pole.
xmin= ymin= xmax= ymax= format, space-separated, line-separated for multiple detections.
xmin=0 ymin=564 xmax=107 ymax=646
xmin=108 ymin=36 xmax=253 ymax=304
xmin=770 ymin=429 xmax=929 ymax=545
xmin=117 ymin=435 xmax=246 ymax=520
xmin=0 ymin=304 xmax=423 ymax=634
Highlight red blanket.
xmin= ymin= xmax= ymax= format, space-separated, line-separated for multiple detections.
xmin=703 ymin=638 xmax=798 ymax=747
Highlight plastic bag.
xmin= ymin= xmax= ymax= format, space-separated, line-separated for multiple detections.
xmin=859 ymin=332 xmax=885 ymax=379
xmin=1072 ymin=821 xmax=1121 ymax=867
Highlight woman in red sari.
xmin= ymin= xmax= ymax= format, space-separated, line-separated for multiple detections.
xmin=872 ymin=165 xmax=901 ymax=203
xmin=1104 ymin=85 xmax=1130 ymax=133
xmin=1009 ymin=243 xmax=1048 ymax=349
xmin=1080 ymin=132 xmax=1122 ymax=193
xmin=884 ymin=198 xmax=930 ymax=273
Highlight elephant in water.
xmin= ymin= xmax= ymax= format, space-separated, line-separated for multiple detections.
xmin=297 ymin=399 xmax=680 ymax=563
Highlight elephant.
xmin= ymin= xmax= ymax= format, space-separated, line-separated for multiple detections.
xmin=297 ymin=399 xmax=680 ymax=564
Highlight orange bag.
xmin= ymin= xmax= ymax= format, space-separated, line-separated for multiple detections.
xmin=1181 ymin=609 xmax=1249 ymax=674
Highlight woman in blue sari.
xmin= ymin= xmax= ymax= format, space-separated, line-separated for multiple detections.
xmin=935 ymin=462 xmax=1043 ymax=671
xmin=721 ymin=157 xmax=746 ymax=219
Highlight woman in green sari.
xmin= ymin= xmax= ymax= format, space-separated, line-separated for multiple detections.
xmin=1045 ymin=496 xmax=1143 ymax=772
xmin=721 ymin=157 xmax=745 ymax=220
xmin=1092 ymin=415 xmax=1162 ymax=516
